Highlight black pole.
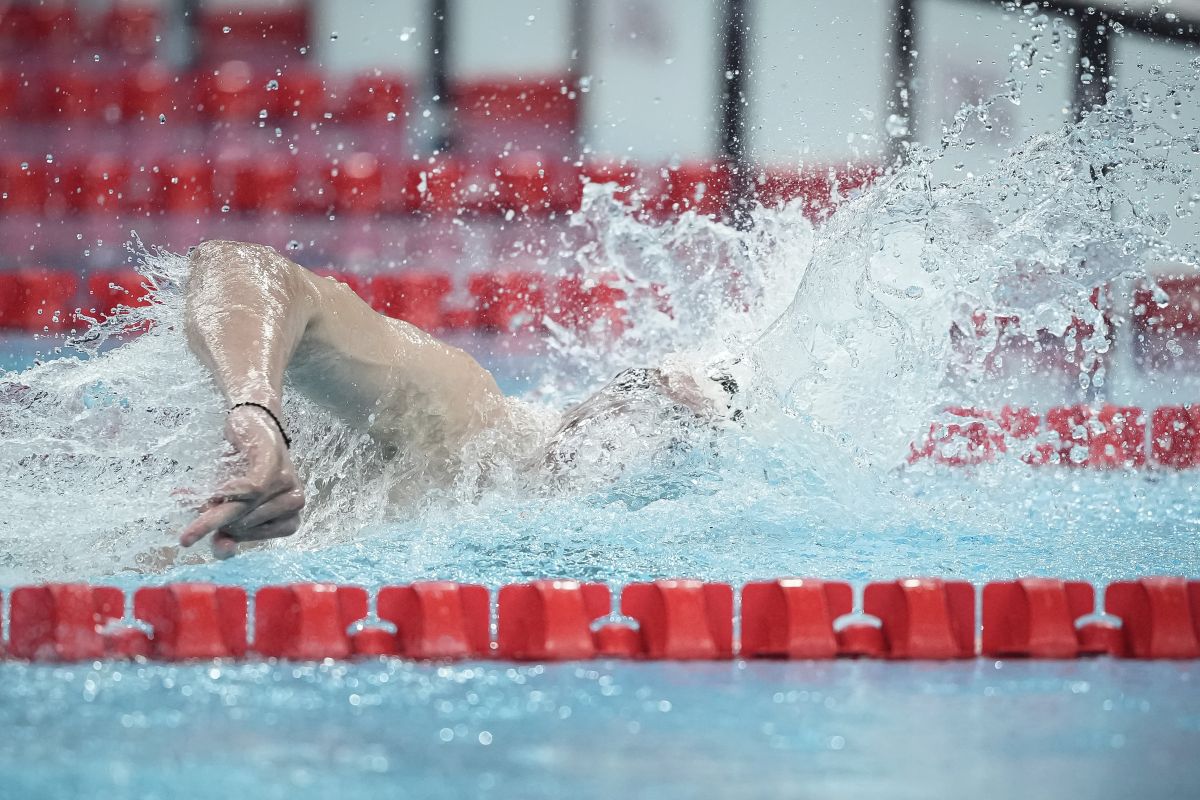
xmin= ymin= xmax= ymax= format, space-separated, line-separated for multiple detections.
xmin=569 ymin=0 xmax=591 ymax=149
xmin=887 ymin=0 xmax=917 ymax=165
xmin=430 ymin=0 xmax=453 ymax=152
xmin=1073 ymin=9 xmax=1112 ymax=121
xmin=719 ymin=0 xmax=753 ymax=229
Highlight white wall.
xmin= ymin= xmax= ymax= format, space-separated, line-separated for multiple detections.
xmin=916 ymin=0 xmax=1077 ymax=179
xmin=311 ymin=0 xmax=427 ymax=74
xmin=582 ymin=0 xmax=724 ymax=161
xmin=749 ymin=0 xmax=891 ymax=166
xmin=453 ymin=0 xmax=572 ymax=78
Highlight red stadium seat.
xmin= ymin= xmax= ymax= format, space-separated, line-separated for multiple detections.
xmin=202 ymin=61 xmax=278 ymax=122
xmin=37 ymin=68 xmax=105 ymax=122
xmin=120 ymin=63 xmax=195 ymax=123
xmin=213 ymin=151 xmax=297 ymax=214
xmin=403 ymin=157 xmax=467 ymax=214
xmin=102 ymin=2 xmax=161 ymax=58
xmin=494 ymin=153 xmax=582 ymax=214
xmin=580 ymin=160 xmax=642 ymax=206
xmin=152 ymin=157 xmax=215 ymax=213
xmin=275 ymin=68 xmax=328 ymax=122
xmin=86 ymin=269 xmax=152 ymax=318
xmin=197 ymin=6 xmax=310 ymax=67
xmin=370 ymin=272 xmax=452 ymax=331
xmin=63 ymin=155 xmax=131 ymax=214
xmin=469 ymin=271 xmax=547 ymax=332
xmin=0 ymin=160 xmax=50 ymax=213
xmin=0 ymin=3 xmax=77 ymax=52
xmin=453 ymin=77 xmax=577 ymax=126
xmin=550 ymin=274 xmax=627 ymax=334
xmin=1151 ymin=406 xmax=1200 ymax=468
xmin=341 ymin=72 xmax=407 ymax=122
xmin=0 ymin=269 xmax=79 ymax=332
xmin=660 ymin=161 xmax=731 ymax=218
xmin=330 ymin=152 xmax=384 ymax=214
xmin=0 ymin=66 xmax=20 ymax=120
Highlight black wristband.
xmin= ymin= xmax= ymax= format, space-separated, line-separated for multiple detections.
xmin=230 ymin=402 xmax=292 ymax=448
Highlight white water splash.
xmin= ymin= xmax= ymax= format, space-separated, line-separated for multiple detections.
xmin=1 ymin=51 xmax=1198 ymax=585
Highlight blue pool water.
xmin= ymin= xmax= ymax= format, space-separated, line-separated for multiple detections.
xmin=4 ymin=73 xmax=1200 ymax=796
xmin=2 ymin=330 xmax=1200 ymax=799
xmin=1 ymin=659 xmax=1197 ymax=799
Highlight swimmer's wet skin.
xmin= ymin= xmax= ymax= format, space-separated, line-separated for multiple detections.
xmin=180 ymin=241 xmax=730 ymax=559
xmin=181 ymin=240 xmax=516 ymax=559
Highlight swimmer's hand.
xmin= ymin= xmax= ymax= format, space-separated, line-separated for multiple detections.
xmin=178 ymin=406 xmax=304 ymax=559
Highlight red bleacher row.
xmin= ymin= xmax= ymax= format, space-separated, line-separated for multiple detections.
xmin=0 ymin=62 xmax=580 ymax=127
xmin=0 ymin=3 xmax=308 ymax=62
xmin=0 ymin=150 xmax=865 ymax=218
xmin=0 ymin=267 xmax=628 ymax=333
xmin=2 ymin=577 xmax=1198 ymax=663
xmin=910 ymin=404 xmax=1200 ymax=469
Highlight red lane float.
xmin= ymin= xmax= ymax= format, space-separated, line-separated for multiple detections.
xmin=497 ymin=580 xmax=610 ymax=661
xmin=741 ymin=579 xmax=852 ymax=659
xmin=134 ymin=584 xmax=247 ymax=660
xmin=982 ymin=578 xmax=1097 ymax=658
xmin=8 ymin=584 xmax=124 ymax=661
xmin=620 ymin=580 xmax=735 ymax=660
xmin=910 ymin=404 xmax=1200 ymax=469
xmin=376 ymin=581 xmax=489 ymax=659
xmin=4 ymin=579 xmax=1200 ymax=662
xmin=1106 ymin=577 xmax=1200 ymax=659
xmin=253 ymin=584 xmax=368 ymax=661
xmin=863 ymin=578 xmax=975 ymax=660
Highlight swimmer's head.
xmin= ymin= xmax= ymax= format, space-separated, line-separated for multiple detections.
xmin=538 ymin=366 xmax=739 ymax=483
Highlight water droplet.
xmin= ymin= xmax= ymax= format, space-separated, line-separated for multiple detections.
xmin=266 ymin=79 xmax=279 ymax=91
xmin=329 ymin=31 xmax=339 ymax=41
xmin=386 ymin=111 xmax=397 ymax=122
xmin=905 ymin=286 xmax=924 ymax=299
xmin=422 ymin=108 xmax=431 ymax=118
xmin=158 ymin=113 xmax=166 ymax=124
xmin=287 ymin=240 xmax=302 ymax=251
xmin=44 ymin=154 xmax=53 ymax=164
xmin=222 ymin=26 xmax=231 ymax=34
xmin=258 ymin=109 xmax=268 ymax=119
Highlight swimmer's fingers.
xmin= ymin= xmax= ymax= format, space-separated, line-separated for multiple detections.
xmin=179 ymin=499 xmax=250 ymax=547
xmin=227 ymin=489 xmax=304 ymax=531
xmin=211 ymin=531 xmax=239 ymax=560
xmin=224 ymin=511 xmax=302 ymax=544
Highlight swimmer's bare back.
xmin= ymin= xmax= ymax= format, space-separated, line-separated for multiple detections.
xmin=178 ymin=240 xmax=509 ymax=559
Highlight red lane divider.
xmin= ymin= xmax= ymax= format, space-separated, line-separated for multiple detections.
xmin=910 ymin=404 xmax=1200 ymax=470
xmin=982 ymin=578 xmax=1103 ymax=658
xmin=863 ymin=578 xmax=975 ymax=660
xmin=741 ymin=578 xmax=852 ymax=659
xmin=377 ymin=581 xmax=490 ymax=659
xmin=3 ymin=578 xmax=1200 ymax=663
xmin=621 ymin=580 xmax=735 ymax=660
xmin=253 ymin=584 xmax=368 ymax=661
xmin=1106 ymin=577 xmax=1200 ymax=659
xmin=134 ymin=584 xmax=247 ymax=660
xmin=497 ymin=580 xmax=610 ymax=661
xmin=8 ymin=584 xmax=124 ymax=661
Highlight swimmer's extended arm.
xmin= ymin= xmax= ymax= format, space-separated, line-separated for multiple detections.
xmin=179 ymin=240 xmax=505 ymax=557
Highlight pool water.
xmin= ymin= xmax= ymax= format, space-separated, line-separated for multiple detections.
xmin=3 ymin=62 xmax=1200 ymax=798
xmin=1 ymin=658 xmax=1197 ymax=799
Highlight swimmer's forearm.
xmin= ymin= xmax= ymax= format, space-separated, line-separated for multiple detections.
xmin=184 ymin=241 xmax=317 ymax=413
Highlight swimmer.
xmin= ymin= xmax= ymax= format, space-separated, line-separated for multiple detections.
xmin=180 ymin=240 xmax=739 ymax=558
